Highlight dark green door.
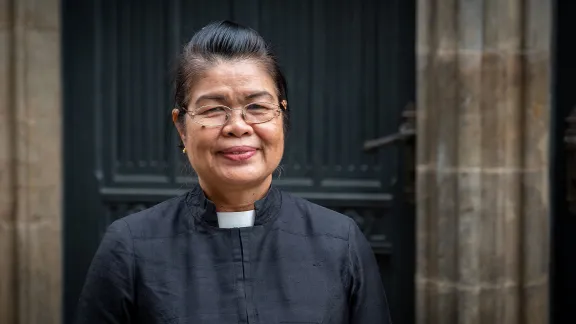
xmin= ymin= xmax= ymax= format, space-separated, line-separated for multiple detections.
xmin=551 ymin=0 xmax=576 ymax=322
xmin=63 ymin=0 xmax=415 ymax=323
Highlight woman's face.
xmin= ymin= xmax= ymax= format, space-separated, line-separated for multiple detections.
xmin=173 ymin=60 xmax=285 ymax=188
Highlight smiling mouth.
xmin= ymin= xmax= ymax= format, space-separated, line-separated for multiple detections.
xmin=218 ymin=147 xmax=258 ymax=161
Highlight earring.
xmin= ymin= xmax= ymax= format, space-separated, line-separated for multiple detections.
xmin=182 ymin=147 xmax=186 ymax=154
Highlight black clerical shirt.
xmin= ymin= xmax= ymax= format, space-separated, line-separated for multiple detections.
xmin=74 ymin=184 xmax=392 ymax=323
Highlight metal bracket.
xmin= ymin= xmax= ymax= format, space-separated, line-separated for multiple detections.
xmin=363 ymin=102 xmax=417 ymax=204
xmin=363 ymin=102 xmax=416 ymax=151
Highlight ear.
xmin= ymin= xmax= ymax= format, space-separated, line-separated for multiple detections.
xmin=172 ymin=108 xmax=186 ymax=141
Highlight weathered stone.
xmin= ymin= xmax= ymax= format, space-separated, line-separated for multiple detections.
xmin=0 ymin=27 xmax=13 ymax=226
xmin=0 ymin=0 xmax=16 ymax=323
xmin=416 ymin=0 xmax=551 ymax=323
xmin=0 ymin=224 xmax=16 ymax=324
xmin=0 ymin=0 xmax=62 ymax=323
xmin=13 ymin=0 xmax=59 ymax=31
xmin=16 ymin=221 xmax=61 ymax=323
xmin=0 ymin=0 xmax=11 ymax=30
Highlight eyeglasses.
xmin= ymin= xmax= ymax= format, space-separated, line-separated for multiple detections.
xmin=185 ymin=101 xmax=286 ymax=127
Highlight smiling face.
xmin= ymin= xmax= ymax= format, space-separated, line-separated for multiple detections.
xmin=173 ymin=60 xmax=285 ymax=189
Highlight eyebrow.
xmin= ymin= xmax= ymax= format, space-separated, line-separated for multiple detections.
xmin=195 ymin=94 xmax=227 ymax=105
xmin=194 ymin=91 xmax=274 ymax=106
xmin=245 ymin=91 xmax=274 ymax=101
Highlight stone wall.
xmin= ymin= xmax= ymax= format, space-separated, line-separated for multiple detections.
xmin=0 ymin=0 xmax=62 ymax=323
xmin=416 ymin=0 xmax=551 ymax=323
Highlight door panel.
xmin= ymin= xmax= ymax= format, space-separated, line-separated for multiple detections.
xmin=551 ymin=0 xmax=576 ymax=321
xmin=63 ymin=0 xmax=415 ymax=322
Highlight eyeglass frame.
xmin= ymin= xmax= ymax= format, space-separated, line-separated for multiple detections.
xmin=182 ymin=99 xmax=288 ymax=127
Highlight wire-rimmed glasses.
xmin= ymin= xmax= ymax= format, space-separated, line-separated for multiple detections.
xmin=185 ymin=101 xmax=285 ymax=127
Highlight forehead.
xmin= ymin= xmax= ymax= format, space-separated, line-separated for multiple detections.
xmin=189 ymin=60 xmax=277 ymax=104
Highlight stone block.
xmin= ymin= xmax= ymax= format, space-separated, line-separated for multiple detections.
xmin=523 ymin=56 xmax=550 ymax=170
xmin=13 ymin=29 xmax=61 ymax=212
xmin=16 ymin=220 xmax=61 ymax=323
xmin=15 ymin=0 xmax=59 ymax=31
xmin=16 ymin=184 xmax=60 ymax=224
xmin=0 ymin=30 xmax=14 ymax=226
xmin=0 ymin=223 xmax=16 ymax=324
xmin=0 ymin=0 xmax=10 ymax=31
xmin=521 ymin=171 xmax=549 ymax=324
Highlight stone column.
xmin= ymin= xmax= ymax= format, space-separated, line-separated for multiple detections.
xmin=0 ymin=0 xmax=17 ymax=321
xmin=0 ymin=0 xmax=62 ymax=323
xmin=416 ymin=0 xmax=551 ymax=323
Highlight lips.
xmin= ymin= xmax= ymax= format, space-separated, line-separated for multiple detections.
xmin=219 ymin=146 xmax=257 ymax=154
xmin=218 ymin=146 xmax=258 ymax=161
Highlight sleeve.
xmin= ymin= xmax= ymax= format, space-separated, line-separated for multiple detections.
xmin=347 ymin=220 xmax=392 ymax=324
xmin=74 ymin=219 xmax=136 ymax=324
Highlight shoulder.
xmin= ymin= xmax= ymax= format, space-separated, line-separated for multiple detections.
xmin=111 ymin=193 xmax=190 ymax=240
xmin=278 ymin=190 xmax=358 ymax=241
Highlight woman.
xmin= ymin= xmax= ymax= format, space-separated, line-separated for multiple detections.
xmin=75 ymin=20 xmax=391 ymax=324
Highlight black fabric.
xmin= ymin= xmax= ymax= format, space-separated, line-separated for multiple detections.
xmin=74 ymin=184 xmax=392 ymax=324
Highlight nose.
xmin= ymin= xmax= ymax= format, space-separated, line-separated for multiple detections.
xmin=221 ymin=108 xmax=253 ymax=137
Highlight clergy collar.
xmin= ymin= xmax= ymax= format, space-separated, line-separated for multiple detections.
xmin=185 ymin=183 xmax=282 ymax=228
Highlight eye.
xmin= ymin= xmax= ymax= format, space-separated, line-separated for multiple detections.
xmin=246 ymin=103 xmax=267 ymax=111
xmin=245 ymin=103 xmax=275 ymax=113
xmin=198 ymin=106 xmax=227 ymax=115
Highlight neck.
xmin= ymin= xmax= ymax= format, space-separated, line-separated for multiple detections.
xmin=199 ymin=177 xmax=272 ymax=212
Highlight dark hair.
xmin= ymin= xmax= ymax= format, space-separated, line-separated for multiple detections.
xmin=174 ymin=20 xmax=289 ymax=132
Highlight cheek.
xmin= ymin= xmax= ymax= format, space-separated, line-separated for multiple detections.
xmin=257 ymin=124 xmax=285 ymax=155
xmin=185 ymin=126 xmax=216 ymax=161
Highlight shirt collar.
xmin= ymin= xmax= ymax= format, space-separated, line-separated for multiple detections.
xmin=185 ymin=183 xmax=282 ymax=228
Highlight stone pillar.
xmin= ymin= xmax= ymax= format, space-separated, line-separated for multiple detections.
xmin=0 ymin=0 xmax=62 ymax=323
xmin=0 ymin=0 xmax=17 ymax=322
xmin=416 ymin=0 xmax=551 ymax=323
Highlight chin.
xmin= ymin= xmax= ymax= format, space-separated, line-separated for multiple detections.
xmin=217 ymin=167 xmax=270 ymax=186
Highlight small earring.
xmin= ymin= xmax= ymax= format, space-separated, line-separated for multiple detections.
xmin=182 ymin=147 xmax=186 ymax=154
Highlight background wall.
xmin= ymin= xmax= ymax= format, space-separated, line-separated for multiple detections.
xmin=0 ymin=0 xmax=62 ymax=323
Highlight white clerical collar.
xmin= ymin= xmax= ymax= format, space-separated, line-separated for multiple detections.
xmin=216 ymin=210 xmax=255 ymax=228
